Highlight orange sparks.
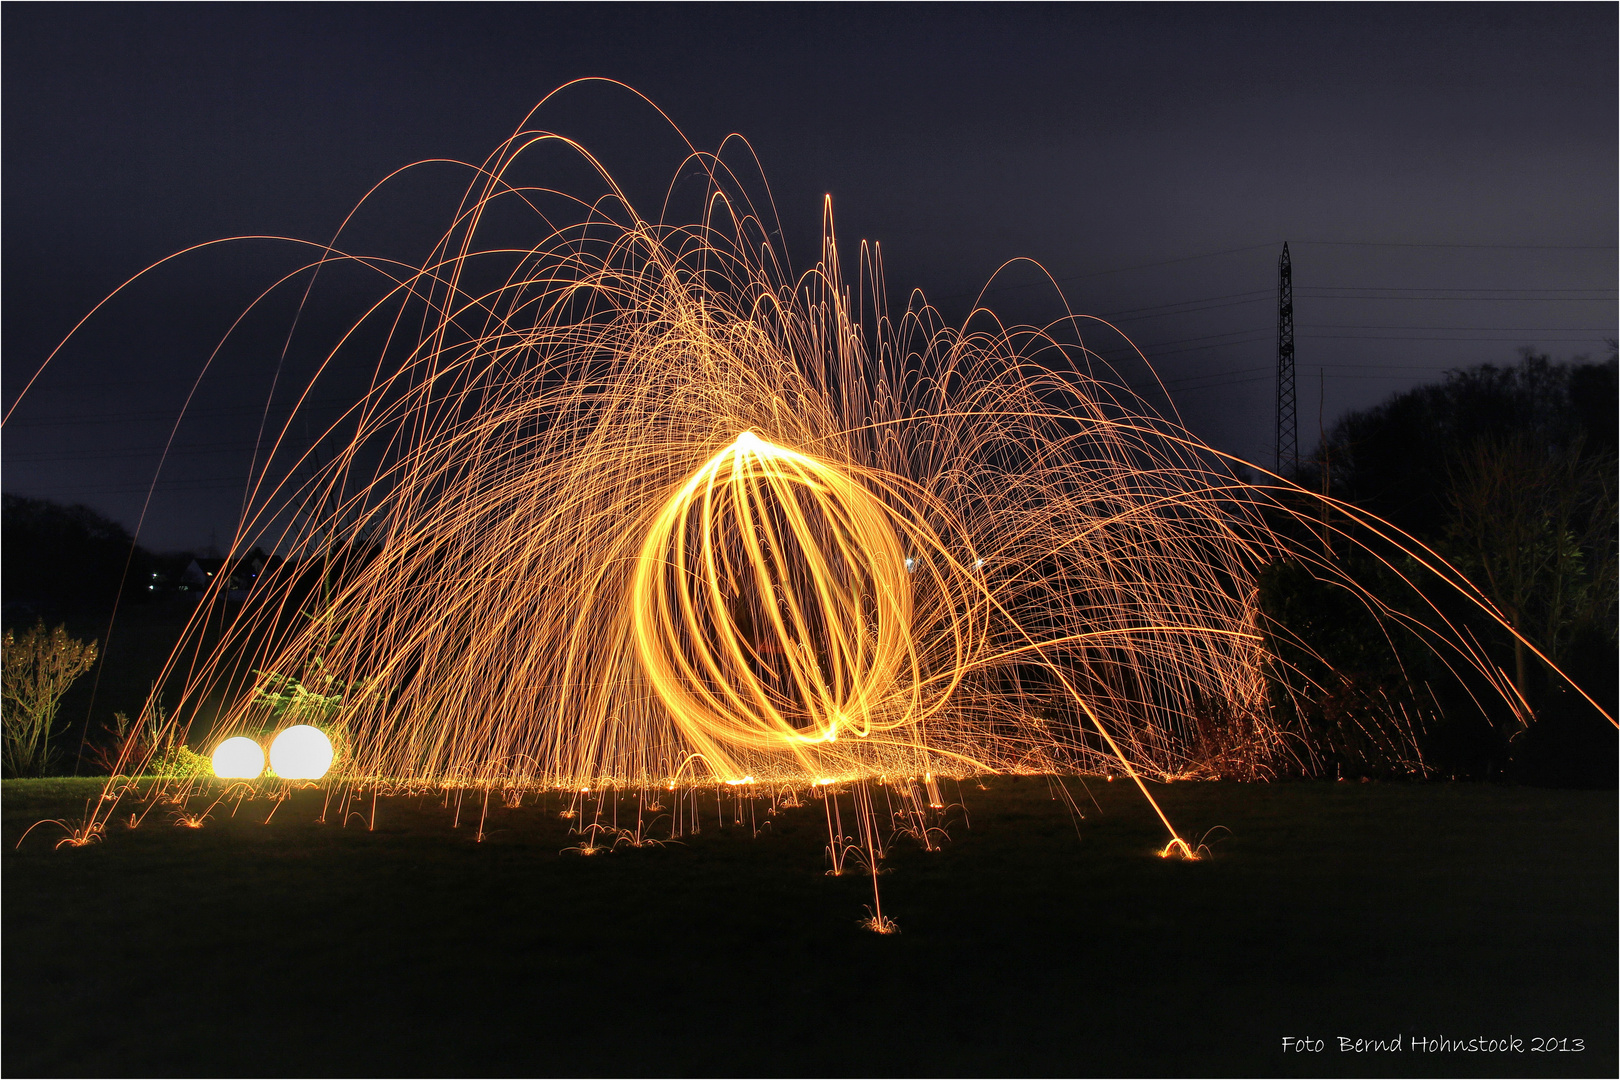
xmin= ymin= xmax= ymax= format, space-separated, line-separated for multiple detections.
xmin=10 ymin=89 xmax=1598 ymax=872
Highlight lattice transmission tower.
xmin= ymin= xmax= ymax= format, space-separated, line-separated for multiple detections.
xmin=1275 ymin=242 xmax=1297 ymax=475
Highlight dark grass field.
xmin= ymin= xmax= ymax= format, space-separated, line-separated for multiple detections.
xmin=4 ymin=775 xmax=1614 ymax=1077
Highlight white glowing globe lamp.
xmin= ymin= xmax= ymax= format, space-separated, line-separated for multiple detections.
xmin=211 ymin=736 xmax=265 ymax=780
xmin=268 ymin=725 xmax=335 ymax=780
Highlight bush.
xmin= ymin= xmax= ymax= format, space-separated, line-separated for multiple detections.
xmin=2 ymin=622 xmax=98 ymax=776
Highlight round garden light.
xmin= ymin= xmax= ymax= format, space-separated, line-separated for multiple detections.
xmin=210 ymin=736 xmax=265 ymax=780
xmin=268 ymin=725 xmax=335 ymax=780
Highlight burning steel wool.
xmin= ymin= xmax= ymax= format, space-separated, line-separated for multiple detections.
xmin=16 ymin=88 xmax=1609 ymax=907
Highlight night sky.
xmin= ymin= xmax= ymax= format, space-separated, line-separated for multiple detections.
xmin=4 ymin=4 xmax=1615 ymax=553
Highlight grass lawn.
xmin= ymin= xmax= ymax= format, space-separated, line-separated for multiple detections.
xmin=3 ymin=775 xmax=1614 ymax=1077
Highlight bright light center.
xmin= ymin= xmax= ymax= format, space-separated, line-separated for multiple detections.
xmin=211 ymin=736 xmax=265 ymax=779
xmin=268 ymin=725 xmax=335 ymax=780
xmin=735 ymin=429 xmax=762 ymax=451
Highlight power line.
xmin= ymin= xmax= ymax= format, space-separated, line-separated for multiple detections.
xmin=1299 ymin=287 xmax=1614 ymax=297
xmin=1294 ymin=240 xmax=1618 ymax=251
xmin=1300 ymin=333 xmax=1612 ymax=342
xmin=1097 ymin=293 xmax=1272 ymax=320
xmin=1097 ymin=327 xmax=1273 ymax=352
xmin=1091 ymin=334 xmax=1272 ymax=361
xmin=1298 ymin=296 xmax=1612 ymax=303
xmin=1303 ymin=324 xmax=1616 ymax=331
xmin=938 ymin=243 xmax=1280 ymax=303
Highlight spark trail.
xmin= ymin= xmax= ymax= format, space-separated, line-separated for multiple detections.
xmin=14 ymin=86 xmax=1606 ymax=869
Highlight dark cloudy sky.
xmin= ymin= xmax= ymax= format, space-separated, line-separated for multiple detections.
xmin=4 ymin=4 xmax=1615 ymax=552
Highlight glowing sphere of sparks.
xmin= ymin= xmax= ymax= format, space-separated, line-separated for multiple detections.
xmin=630 ymin=431 xmax=972 ymax=778
xmin=267 ymin=725 xmax=335 ymax=780
xmin=210 ymin=736 xmax=265 ymax=780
